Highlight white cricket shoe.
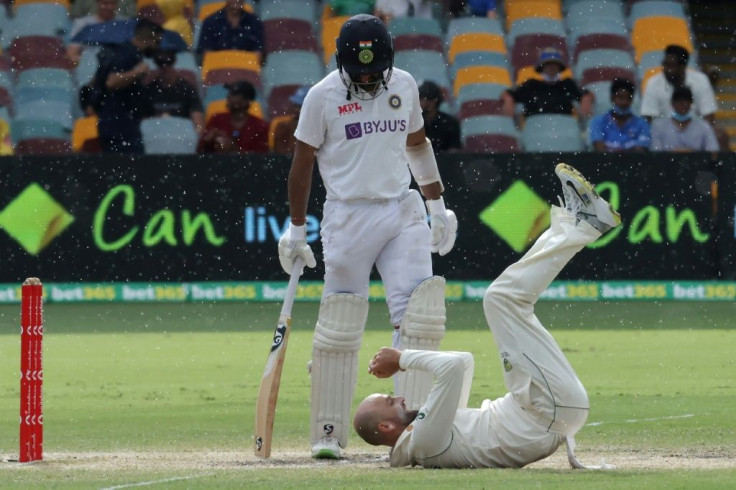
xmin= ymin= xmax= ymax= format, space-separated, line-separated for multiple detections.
xmin=555 ymin=163 xmax=621 ymax=234
xmin=311 ymin=436 xmax=342 ymax=459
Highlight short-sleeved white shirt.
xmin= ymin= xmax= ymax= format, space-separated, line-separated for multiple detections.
xmin=640 ymin=69 xmax=717 ymax=118
xmin=294 ymin=68 xmax=425 ymax=201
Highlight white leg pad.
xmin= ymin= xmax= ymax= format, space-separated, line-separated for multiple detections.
xmin=311 ymin=293 xmax=368 ymax=448
xmin=394 ymin=276 xmax=446 ymax=410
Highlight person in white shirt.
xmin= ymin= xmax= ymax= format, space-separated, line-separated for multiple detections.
xmin=278 ymin=14 xmax=458 ymax=460
xmin=355 ymin=163 xmax=622 ymax=469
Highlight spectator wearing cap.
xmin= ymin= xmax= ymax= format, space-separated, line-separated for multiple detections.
xmin=650 ymin=86 xmax=719 ymax=152
xmin=640 ymin=44 xmax=728 ymax=150
xmin=197 ymin=81 xmax=268 ymax=153
xmin=502 ymin=48 xmax=593 ymax=119
xmin=588 ymin=78 xmax=650 ymax=152
xmin=144 ymin=50 xmax=205 ymax=135
xmin=467 ymin=0 xmax=497 ymax=19
xmin=418 ymin=80 xmax=461 ymax=154
xmin=271 ymin=85 xmax=310 ymax=155
xmin=196 ymin=0 xmax=264 ymax=57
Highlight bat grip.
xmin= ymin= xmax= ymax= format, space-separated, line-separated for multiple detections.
xmin=280 ymin=257 xmax=305 ymax=317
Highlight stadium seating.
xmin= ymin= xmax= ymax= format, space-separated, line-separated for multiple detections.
xmin=572 ymin=33 xmax=631 ymax=63
xmin=573 ymin=48 xmax=635 ymax=80
xmin=446 ymin=16 xmax=504 ymax=41
xmin=321 ymin=15 xmax=350 ymax=64
xmin=507 ymin=18 xmax=566 ymax=46
xmin=448 ymin=32 xmax=506 ymax=64
xmin=11 ymin=119 xmax=70 ymax=146
xmin=3 ymin=3 xmax=70 ymax=49
xmin=390 ymin=17 xmax=443 ymax=37
xmin=7 ymin=36 xmax=73 ymax=72
xmin=141 ymin=116 xmax=198 ymax=154
xmin=628 ymin=0 xmax=687 ymax=28
xmin=201 ymin=50 xmax=261 ymax=87
xmin=71 ymin=116 xmax=100 ymax=153
xmin=505 ymin=0 xmax=563 ymax=32
xmin=395 ymin=50 xmax=452 ymax=98
xmin=263 ymin=19 xmax=319 ymax=55
xmin=260 ymin=0 xmax=318 ymax=24
xmin=510 ymin=33 xmax=568 ymax=77
xmin=262 ymin=50 xmax=323 ymax=96
xmin=521 ymin=114 xmax=583 ymax=152
xmin=451 ymin=51 xmax=509 ymax=79
xmin=461 ymin=115 xmax=520 ymax=152
xmin=630 ymin=16 xmax=693 ymax=63
xmin=393 ymin=34 xmax=444 ymax=53
xmin=454 ymin=66 xmax=511 ymax=97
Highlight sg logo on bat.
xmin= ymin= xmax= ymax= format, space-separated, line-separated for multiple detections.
xmin=271 ymin=324 xmax=287 ymax=352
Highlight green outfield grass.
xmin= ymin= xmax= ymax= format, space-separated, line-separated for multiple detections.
xmin=0 ymin=301 xmax=735 ymax=488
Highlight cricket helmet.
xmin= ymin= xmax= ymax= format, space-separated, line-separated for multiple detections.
xmin=335 ymin=14 xmax=394 ymax=100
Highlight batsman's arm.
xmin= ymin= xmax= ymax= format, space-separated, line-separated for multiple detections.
xmin=288 ymin=140 xmax=317 ymax=226
xmin=406 ymin=128 xmax=443 ymax=200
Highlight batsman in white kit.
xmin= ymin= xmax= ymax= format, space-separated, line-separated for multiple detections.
xmin=354 ymin=164 xmax=621 ymax=469
xmin=277 ymin=14 xmax=458 ymax=459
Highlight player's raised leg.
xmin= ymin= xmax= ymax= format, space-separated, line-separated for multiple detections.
xmin=483 ymin=164 xmax=621 ymax=436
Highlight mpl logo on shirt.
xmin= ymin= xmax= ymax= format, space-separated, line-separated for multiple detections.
xmin=344 ymin=120 xmax=408 ymax=140
xmin=338 ymin=102 xmax=362 ymax=116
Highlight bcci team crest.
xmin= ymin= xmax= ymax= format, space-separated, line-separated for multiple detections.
xmin=358 ymin=40 xmax=373 ymax=64
xmin=389 ymin=95 xmax=401 ymax=109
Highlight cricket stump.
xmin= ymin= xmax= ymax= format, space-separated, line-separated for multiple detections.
xmin=20 ymin=277 xmax=43 ymax=462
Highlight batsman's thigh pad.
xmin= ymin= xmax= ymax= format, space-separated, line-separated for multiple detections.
xmin=311 ymin=293 xmax=369 ymax=447
xmin=395 ymin=276 xmax=446 ymax=410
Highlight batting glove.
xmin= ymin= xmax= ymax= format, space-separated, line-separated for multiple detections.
xmin=427 ymin=197 xmax=457 ymax=256
xmin=278 ymin=223 xmax=317 ymax=274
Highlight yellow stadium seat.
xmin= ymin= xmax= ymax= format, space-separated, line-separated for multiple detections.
xmin=321 ymin=15 xmax=351 ymax=64
xmin=14 ymin=0 xmax=70 ymax=10
xmin=205 ymin=100 xmax=264 ymax=122
xmin=631 ymin=16 xmax=693 ymax=64
xmin=202 ymin=50 xmax=261 ymax=77
xmin=448 ymin=33 xmax=506 ymax=64
xmin=515 ymin=65 xmax=573 ymax=85
xmin=71 ymin=116 xmax=99 ymax=153
xmin=198 ymin=1 xmax=254 ymax=22
xmin=154 ymin=0 xmax=195 ymax=20
xmin=268 ymin=115 xmax=292 ymax=150
xmin=505 ymin=0 xmax=562 ymax=31
xmin=163 ymin=15 xmax=193 ymax=47
xmin=454 ymin=66 xmax=512 ymax=96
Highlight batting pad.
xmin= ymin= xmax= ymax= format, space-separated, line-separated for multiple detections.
xmin=311 ymin=293 xmax=368 ymax=448
xmin=395 ymin=276 xmax=446 ymax=410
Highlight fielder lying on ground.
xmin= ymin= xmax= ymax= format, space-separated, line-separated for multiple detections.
xmin=354 ymin=163 xmax=621 ymax=469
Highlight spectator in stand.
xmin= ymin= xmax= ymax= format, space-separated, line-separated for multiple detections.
xmin=71 ymin=0 xmax=135 ymax=19
xmin=94 ymin=19 xmax=163 ymax=154
xmin=418 ymin=80 xmax=461 ymax=154
xmin=640 ymin=45 xmax=728 ymax=150
xmin=467 ymin=0 xmax=497 ymax=18
xmin=196 ymin=0 xmax=263 ymax=57
xmin=651 ymin=86 xmax=719 ymax=152
xmin=588 ymin=78 xmax=650 ymax=152
xmin=144 ymin=50 xmax=205 ymax=135
xmin=327 ymin=0 xmax=375 ymax=16
xmin=272 ymin=85 xmax=309 ymax=155
xmin=502 ymin=48 xmax=593 ymax=120
xmin=374 ymin=0 xmax=434 ymax=24
xmin=67 ymin=0 xmax=121 ymax=66
xmin=197 ymin=81 xmax=268 ymax=153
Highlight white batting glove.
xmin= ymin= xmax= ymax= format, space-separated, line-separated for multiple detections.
xmin=278 ymin=223 xmax=317 ymax=274
xmin=426 ymin=197 xmax=457 ymax=256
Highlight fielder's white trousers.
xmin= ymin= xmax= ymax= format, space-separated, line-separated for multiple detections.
xmin=320 ymin=189 xmax=433 ymax=325
xmin=483 ymin=206 xmax=596 ymax=436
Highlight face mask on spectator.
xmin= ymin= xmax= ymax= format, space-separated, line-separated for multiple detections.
xmin=671 ymin=110 xmax=692 ymax=122
xmin=542 ymin=73 xmax=561 ymax=82
xmin=611 ymin=105 xmax=632 ymax=117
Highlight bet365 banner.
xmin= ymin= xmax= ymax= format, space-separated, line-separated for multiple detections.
xmin=0 ymin=153 xmax=729 ymax=282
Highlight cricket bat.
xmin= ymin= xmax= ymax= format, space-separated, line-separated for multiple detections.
xmin=254 ymin=257 xmax=304 ymax=458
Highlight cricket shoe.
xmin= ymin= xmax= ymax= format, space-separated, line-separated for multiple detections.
xmin=555 ymin=163 xmax=621 ymax=234
xmin=311 ymin=436 xmax=342 ymax=459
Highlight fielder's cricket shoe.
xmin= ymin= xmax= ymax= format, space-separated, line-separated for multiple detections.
xmin=555 ymin=163 xmax=621 ymax=233
xmin=311 ymin=436 xmax=342 ymax=459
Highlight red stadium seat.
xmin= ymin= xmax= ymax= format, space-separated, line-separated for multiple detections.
xmin=16 ymin=138 xmax=72 ymax=155
xmin=573 ymin=33 xmax=632 ymax=63
xmin=458 ymin=99 xmax=505 ymax=120
xmin=580 ymin=67 xmax=636 ymax=86
xmin=263 ymin=19 xmax=318 ymax=55
xmin=266 ymin=83 xmax=300 ymax=119
xmin=463 ymin=134 xmax=519 ymax=153
xmin=8 ymin=36 xmax=73 ymax=72
xmin=393 ymin=34 xmax=444 ymax=53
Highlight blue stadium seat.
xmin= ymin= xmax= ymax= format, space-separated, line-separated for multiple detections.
xmin=262 ymin=50 xmax=324 ymax=95
xmin=451 ymin=51 xmax=509 ymax=78
xmin=566 ymin=0 xmax=626 ymax=29
xmin=15 ymin=99 xmax=74 ymax=130
xmin=461 ymin=115 xmax=519 ymax=139
xmin=567 ymin=19 xmax=628 ymax=48
xmin=456 ymin=83 xmax=508 ymax=107
xmin=394 ymin=50 xmax=451 ymax=97
xmin=141 ymin=117 xmax=198 ymax=154
xmin=521 ymin=114 xmax=583 ymax=152
xmin=446 ymin=16 xmax=504 ymax=42
xmin=574 ymin=48 xmax=635 ymax=80
xmin=2 ymin=4 xmax=71 ymax=48
xmin=507 ymin=18 xmax=566 ymax=47
xmin=10 ymin=119 xmax=70 ymax=145
xmin=628 ymin=1 xmax=687 ymax=28
xmin=259 ymin=0 xmax=318 ymax=24
xmin=390 ymin=17 xmax=443 ymax=37
xmin=16 ymin=68 xmax=75 ymax=92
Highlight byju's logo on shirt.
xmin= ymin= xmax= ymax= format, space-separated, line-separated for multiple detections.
xmin=344 ymin=120 xmax=408 ymax=140
xmin=338 ymin=102 xmax=362 ymax=116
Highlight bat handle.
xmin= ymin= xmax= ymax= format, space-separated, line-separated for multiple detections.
xmin=280 ymin=257 xmax=305 ymax=318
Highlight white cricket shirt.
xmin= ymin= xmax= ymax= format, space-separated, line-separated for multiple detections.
xmin=640 ymin=69 xmax=717 ymax=118
xmin=390 ymin=350 xmax=564 ymax=469
xmin=294 ymin=68 xmax=425 ymax=201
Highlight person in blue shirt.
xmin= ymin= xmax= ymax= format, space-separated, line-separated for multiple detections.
xmin=196 ymin=0 xmax=263 ymax=57
xmin=588 ymin=78 xmax=650 ymax=152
